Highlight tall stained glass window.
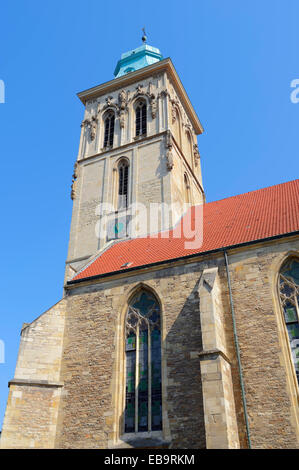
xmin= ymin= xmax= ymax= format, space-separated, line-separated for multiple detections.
xmin=278 ymin=258 xmax=299 ymax=384
xmin=124 ymin=291 xmax=162 ymax=433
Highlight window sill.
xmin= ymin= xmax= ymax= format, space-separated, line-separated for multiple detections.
xmin=109 ymin=431 xmax=170 ymax=449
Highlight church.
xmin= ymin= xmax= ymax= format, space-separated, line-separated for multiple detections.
xmin=1 ymin=38 xmax=299 ymax=449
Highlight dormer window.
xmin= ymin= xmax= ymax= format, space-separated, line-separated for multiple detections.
xmin=135 ymin=100 xmax=147 ymax=137
xmin=103 ymin=111 xmax=115 ymax=148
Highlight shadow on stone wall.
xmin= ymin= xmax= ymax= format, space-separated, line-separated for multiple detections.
xmin=162 ymin=280 xmax=206 ymax=448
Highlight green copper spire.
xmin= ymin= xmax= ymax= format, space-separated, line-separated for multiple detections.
xmin=114 ymin=33 xmax=163 ymax=78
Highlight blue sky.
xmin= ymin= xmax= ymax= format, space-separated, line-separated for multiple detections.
xmin=0 ymin=0 xmax=298 ymax=428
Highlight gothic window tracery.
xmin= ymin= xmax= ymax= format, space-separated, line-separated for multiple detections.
xmin=278 ymin=258 xmax=299 ymax=383
xmin=103 ymin=111 xmax=115 ymax=148
xmin=135 ymin=100 xmax=147 ymax=136
xmin=124 ymin=290 xmax=162 ymax=433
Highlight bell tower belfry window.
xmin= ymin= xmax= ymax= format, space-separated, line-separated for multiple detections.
xmin=103 ymin=111 xmax=115 ymax=148
xmin=135 ymin=100 xmax=147 ymax=136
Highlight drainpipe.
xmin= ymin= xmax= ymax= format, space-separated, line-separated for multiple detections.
xmin=224 ymin=250 xmax=252 ymax=449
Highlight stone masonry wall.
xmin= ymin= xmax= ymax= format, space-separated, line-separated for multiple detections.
xmin=226 ymin=239 xmax=299 ymax=448
xmin=0 ymin=299 xmax=66 ymax=449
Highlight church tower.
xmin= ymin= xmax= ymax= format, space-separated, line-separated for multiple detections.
xmin=66 ymin=39 xmax=205 ymax=282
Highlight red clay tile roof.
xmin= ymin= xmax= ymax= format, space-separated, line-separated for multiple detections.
xmin=70 ymin=179 xmax=299 ymax=283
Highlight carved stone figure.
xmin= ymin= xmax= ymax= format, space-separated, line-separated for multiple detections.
xmin=118 ymin=89 xmax=127 ymax=110
xmin=118 ymin=90 xmax=128 ymax=128
xmin=171 ymin=103 xmax=177 ymax=123
xmin=166 ymin=149 xmax=174 ymax=171
xmin=183 ymin=120 xmax=192 ymax=132
xmin=90 ymin=116 xmax=98 ymax=141
xmin=106 ymin=96 xmax=113 ymax=107
xmin=147 ymin=83 xmax=157 ymax=118
xmin=136 ymin=84 xmax=144 ymax=95
xmin=71 ymin=162 xmax=78 ymax=200
xmin=81 ymin=116 xmax=97 ymax=141
xmin=119 ymin=110 xmax=125 ymax=129
xmin=193 ymin=143 xmax=200 ymax=166
xmin=150 ymin=97 xmax=157 ymax=118
xmin=165 ymin=130 xmax=174 ymax=171
xmin=159 ymin=89 xmax=170 ymax=99
xmin=169 ymin=96 xmax=181 ymax=124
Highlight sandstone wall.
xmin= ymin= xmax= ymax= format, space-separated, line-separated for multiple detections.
xmin=0 ymin=299 xmax=66 ymax=448
xmin=226 ymin=239 xmax=299 ymax=448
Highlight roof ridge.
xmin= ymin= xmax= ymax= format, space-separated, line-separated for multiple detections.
xmin=205 ymin=179 xmax=299 ymax=205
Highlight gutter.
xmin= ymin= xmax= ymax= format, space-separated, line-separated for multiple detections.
xmin=224 ymin=250 xmax=252 ymax=449
xmin=66 ymin=230 xmax=299 ymax=286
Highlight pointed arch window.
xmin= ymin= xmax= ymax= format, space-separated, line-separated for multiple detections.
xmin=135 ymin=100 xmax=147 ymax=137
xmin=103 ymin=111 xmax=115 ymax=148
xmin=278 ymin=258 xmax=299 ymax=384
xmin=118 ymin=159 xmax=129 ymax=210
xmin=124 ymin=290 xmax=162 ymax=433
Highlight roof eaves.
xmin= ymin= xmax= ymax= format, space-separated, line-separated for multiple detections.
xmin=66 ymin=230 xmax=299 ymax=287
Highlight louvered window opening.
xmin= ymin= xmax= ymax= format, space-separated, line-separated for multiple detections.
xmin=136 ymin=102 xmax=147 ymax=136
xmin=104 ymin=113 xmax=115 ymax=148
xmin=279 ymin=258 xmax=299 ymax=384
xmin=125 ymin=291 xmax=162 ymax=434
xmin=118 ymin=161 xmax=129 ymax=210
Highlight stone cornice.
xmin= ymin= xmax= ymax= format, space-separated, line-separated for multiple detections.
xmin=77 ymin=58 xmax=204 ymax=135
xmin=77 ymin=130 xmax=203 ymax=194
xmin=78 ymin=130 xmax=166 ymax=165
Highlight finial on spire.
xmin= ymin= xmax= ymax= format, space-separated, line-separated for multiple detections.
xmin=142 ymin=27 xmax=147 ymax=44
